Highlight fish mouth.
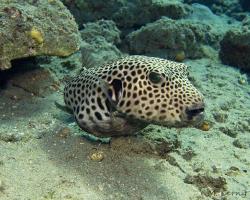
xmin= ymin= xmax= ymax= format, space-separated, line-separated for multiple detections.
xmin=186 ymin=107 xmax=204 ymax=120
xmin=181 ymin=103 xmax=205 ymax=126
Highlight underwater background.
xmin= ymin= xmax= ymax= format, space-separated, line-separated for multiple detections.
xmin=0 ymin=0 xmax=250 ymax=199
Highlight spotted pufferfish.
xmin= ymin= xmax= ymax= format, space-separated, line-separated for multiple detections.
xmin=64 ymin=55 xmax=205 ymax=137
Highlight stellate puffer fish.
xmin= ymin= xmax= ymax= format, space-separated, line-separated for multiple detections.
xmin=64 ymin=55 xmax=205 ymax=137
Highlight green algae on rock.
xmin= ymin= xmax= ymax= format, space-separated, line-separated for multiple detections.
xmin=0 ymin=0 xmax=81 ymax=70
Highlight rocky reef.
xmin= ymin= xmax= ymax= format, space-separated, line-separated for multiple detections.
xmin=184 ymin=0 xmax=250 ymax=19
xmin=80 ymin=20 xmax=123 ymax=66
xmin=220 ymin=27 xmax=250 ymax=71
xmin=62 ymin=0 xmax=191 ymax=29
xmin=124 ymin=17 xmax=221 ymax=59
xmin=0 ymin=0 xmax=81 ymax=70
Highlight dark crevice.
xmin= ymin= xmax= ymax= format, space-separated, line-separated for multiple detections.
xmin=0 ymin=57 xmax=40 ymax=89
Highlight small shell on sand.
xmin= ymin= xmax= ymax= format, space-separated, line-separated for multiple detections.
xmin=238 ymin=77 xmax=246 ymax=85
xmin=89 ymin=150 xmax=104 ymax=162
xmin=199 ymin=121 xmax=211 ymax=131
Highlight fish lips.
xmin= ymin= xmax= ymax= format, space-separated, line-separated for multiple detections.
xmin=180 ymin=103 xmax=205 ymax=126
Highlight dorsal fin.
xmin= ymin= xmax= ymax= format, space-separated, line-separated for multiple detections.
xmin=81 ymin=50 xmax=96 ymax=69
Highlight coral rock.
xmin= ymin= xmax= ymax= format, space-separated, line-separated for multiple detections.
xmin=0 ymin=0 xmax=81 ymax=70
xmin=125 ymin=17 xmax=221 ymax=59
xmin=80 ymin=20 xmax=123 ymax=66
xmin=62 ymin=0 xmax=191 ymax=28
xmin=220 ymin=28 xmax=250 ymax=71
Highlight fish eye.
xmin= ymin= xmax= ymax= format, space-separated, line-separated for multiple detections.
xmin=148 ymin=71 xmax=162 ymax=84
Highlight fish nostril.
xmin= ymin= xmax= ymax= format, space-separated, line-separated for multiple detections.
xmin=185 ymin=107 xmax=204 ymax=120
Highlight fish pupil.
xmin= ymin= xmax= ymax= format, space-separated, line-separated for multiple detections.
xmin=148 ymin=71 xmax=162 ymax=84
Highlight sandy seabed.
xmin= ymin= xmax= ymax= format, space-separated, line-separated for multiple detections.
xmin=0 ymin=57 xmax=249 ymax=200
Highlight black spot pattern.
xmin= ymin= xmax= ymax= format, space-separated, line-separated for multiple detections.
xmin=63 ymin=55 xmax=204 ymax=133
